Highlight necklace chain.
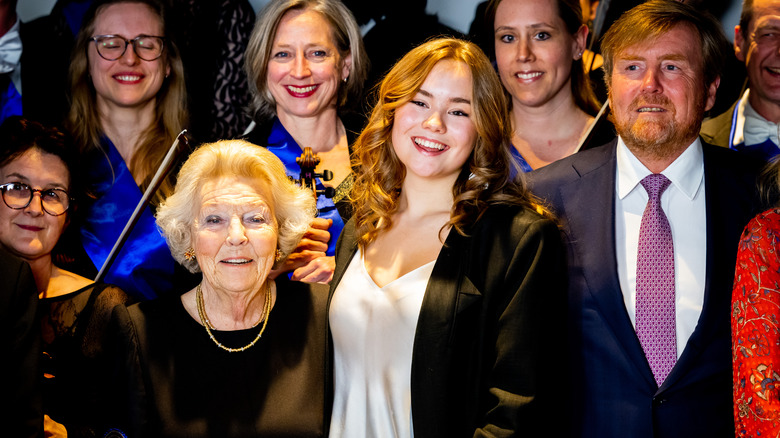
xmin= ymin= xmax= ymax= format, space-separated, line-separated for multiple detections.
xmin=195 ymin=282 xmax=272 ymax=353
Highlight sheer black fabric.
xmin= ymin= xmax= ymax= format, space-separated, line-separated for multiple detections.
xmin=40 ymin=283 xmax=128 ymax=438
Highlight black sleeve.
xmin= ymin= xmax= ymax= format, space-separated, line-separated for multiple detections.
xmin=0 ymin=249 xmax=42 ymax=438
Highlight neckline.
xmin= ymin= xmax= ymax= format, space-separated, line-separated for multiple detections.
xmin=357 ymin=248 xmax=437 ymax=290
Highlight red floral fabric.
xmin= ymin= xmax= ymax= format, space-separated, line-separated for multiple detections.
xmin=733 ymin=208 xmax=780 ymax=437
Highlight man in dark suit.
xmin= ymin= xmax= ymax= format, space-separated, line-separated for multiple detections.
xmin=528 ymin=1 xmax=761 ymax=436
xmin=701 ymin=0 xmax=780 ymax=162
xmin=0 ymin=245 xmax=41 ymax=437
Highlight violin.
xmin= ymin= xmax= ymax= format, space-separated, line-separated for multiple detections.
xmin=295 ymin=147 xmax=335 ymax=198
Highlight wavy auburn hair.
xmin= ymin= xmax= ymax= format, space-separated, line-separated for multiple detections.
xmin=351 ymin=37 xmax=542 ymax=249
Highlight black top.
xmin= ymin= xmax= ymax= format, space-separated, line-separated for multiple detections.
xmin=0 ymin=247 xmax=41 ymax=438
xmin=112 ymin=278 xmax=328 ymax=437
xmin=40 ymin=283 xmax=128 ymax=438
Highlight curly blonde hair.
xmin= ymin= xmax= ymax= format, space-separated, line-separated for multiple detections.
xmin=351 ymin=37 xmax=542 ymax=249
xmin=156 ymin=140 xmax=316 ymax=273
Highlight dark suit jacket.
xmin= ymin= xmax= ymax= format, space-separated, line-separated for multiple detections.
xmin=527 ymin=139 xmax=761 ymax=437
xmin=0 ymin=247 xmax=42 ymax=438
xmin=701 ymin=100 xmax=737 ymax=148
xmin=328 ymin=205 xmax=567 ymax=437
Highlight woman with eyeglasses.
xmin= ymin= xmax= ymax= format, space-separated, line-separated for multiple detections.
xmin=0 ymin=116 xmax=128 ymax=438
xmin=64 ymin=0 xmax=188 ymax=300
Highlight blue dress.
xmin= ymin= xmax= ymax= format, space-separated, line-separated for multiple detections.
xmin=79 ymin=137 xmax=177 ymax=300
xmin=247 ymin=117 xmax=356 ymax=256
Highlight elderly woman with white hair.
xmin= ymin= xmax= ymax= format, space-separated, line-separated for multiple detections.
xmin=110 ymin=140 xmax=327 ymax=437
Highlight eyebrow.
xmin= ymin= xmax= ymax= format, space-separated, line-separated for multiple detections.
xmin=617 ymin=54 xmax=688 ymax=62
xmin=494 ymin=23 xmax=555 ymax=34
xmin=754 ymin=22 xmax=780 ymax=32
xmin=4 ymin=172 xmax=68 ymax=189
xmin=418 ymin=89 xmax=471 ymax=105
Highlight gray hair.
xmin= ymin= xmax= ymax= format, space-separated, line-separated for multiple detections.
xmin=156 ymin=140 xmax=316 ymax=273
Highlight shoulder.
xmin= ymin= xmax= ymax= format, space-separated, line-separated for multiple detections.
xmin=125 ymin=294 xmax=182 ymax=327
xmin=744 ymin=208 xmax=780 ymax=234
xmin=244 ymin=116 xmax=275 ymax=146
xmin=701 ymin=102 xmax=737 ymax=148
xmin=0 ymin=246 xmax=30 ymax=282
xmin=471 ymin=205 xmax=561 ymax=250
xmin=0 ymin=247 xmax=36 ymax=318
xmin=526 ymin=139 xmax=617 ymax=197
xmin=702 ymin=140 xmax=762 ymax=172
xmin=91 ymin=283 xmax=130 ymax=308
xmin=702 ymin=141 xmax=763 ymax=193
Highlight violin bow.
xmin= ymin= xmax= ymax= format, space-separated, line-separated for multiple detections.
xmin=95 ymin=130 xmax=189 ymax=283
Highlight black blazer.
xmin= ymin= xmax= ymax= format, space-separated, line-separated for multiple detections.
xmin=328 ymin=205 xmax=567 ymax=437
xmin=527 ymin=139 xmax=761 ymax=437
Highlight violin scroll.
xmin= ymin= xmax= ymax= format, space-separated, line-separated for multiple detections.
xmin=295 ymin=147 xmax=335 ymax=198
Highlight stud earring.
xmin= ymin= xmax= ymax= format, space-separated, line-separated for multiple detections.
xmin=184 ymin=247 xmax=196 ymax=262
xmin=343 ymin=76 xmax=348 ymax=83
xmin=275 ymin=249 xmax=283 ymax=262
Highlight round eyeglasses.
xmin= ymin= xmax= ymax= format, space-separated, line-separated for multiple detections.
xmin=0 ymin=182 xmax=72 ymax=216
xmin=90 ymin=35 xmax=166 ymax=61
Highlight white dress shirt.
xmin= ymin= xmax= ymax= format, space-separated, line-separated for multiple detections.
xmin=614 ymin=137 xmax=707 ymax=359
xmin=0 ymin=18 xmax=22 ymax=94
xmin=732 ymin=88 xmax=780 ymax=148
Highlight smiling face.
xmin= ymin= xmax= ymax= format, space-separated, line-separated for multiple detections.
xmin=609 ymin=24 xmax=718 ymax=158
xmin=88 ymin=2 xmax=170 ymax=113
xmin=193 ymin=177 xmax=278 ymax=296
xmin=266 ymin=8 xmax=351 ymax=120
xmin=0 ymin=149 xmax=70 ymax=264
xmin=735 ymin=0 xmax=780 ymax=121
xmin=493 ymin=0 xmax=587 ymax=110
xmin=391 ymin=60 xmax=477 ymax=184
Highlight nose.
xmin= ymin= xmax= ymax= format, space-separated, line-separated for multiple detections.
xmin=23 ymin=192 xmax=44 ymax=217
xmin=516 ymin=38 xmax=534 ymax=63
xmin=226 ymin=216 xmax=248 ymax=245
xmin=291 ymin=54 xmax=311 ymax=79
xmin=422 ymin=110 xmax=446 ymax=133
xmin=641 ymin=67 xmax=662 ymax=93
xmin=119 ymin=42 xmax=140 ymax=65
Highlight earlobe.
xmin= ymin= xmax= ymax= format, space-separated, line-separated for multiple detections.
xmin=704 ymin=77 xmax=720 ymax=112
xmin=573 ymin=24 xmax=589 ymax=60
xmin=341 ymin=52 xmax=353 ymax=82
xmin=734 ymin=25 xmax=746 ymax=62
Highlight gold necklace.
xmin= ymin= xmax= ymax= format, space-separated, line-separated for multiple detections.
xmin=195 ymin=282 xmax=272 ymax=353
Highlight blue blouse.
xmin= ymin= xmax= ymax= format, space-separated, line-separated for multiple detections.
xmin=79 ymin=137 xmax=176 ymax=300
xmin=509 ymin=145 xmax=533 ymax=178
xmin=266 ymin=118 xmax=345 ymax=256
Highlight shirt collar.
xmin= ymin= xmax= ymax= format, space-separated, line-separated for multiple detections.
xmin=616 ymin=136 xmax=704 ymax=201
xmin=0 ymin=18 xmax=21 ymax=73
xmin=732 ymin=88 xmax=752 ymax=147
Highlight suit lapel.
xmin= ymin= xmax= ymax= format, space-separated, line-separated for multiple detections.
xmin=659 ymin=145 xmax=748 ymax=391
xmin=560 ymin=143 xmax=657 ymax=387
xmin=411 ymin=228 xmax=480 ymax=429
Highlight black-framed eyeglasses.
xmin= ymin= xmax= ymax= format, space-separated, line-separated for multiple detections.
xmin=0 ymin=183 xmax=72 ymax=216
xmin=90 ymin=34 xmax=166 ymax=61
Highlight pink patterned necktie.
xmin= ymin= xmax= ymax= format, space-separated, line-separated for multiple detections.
xmin=636 ymin=173 xmax=676 ymax=386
